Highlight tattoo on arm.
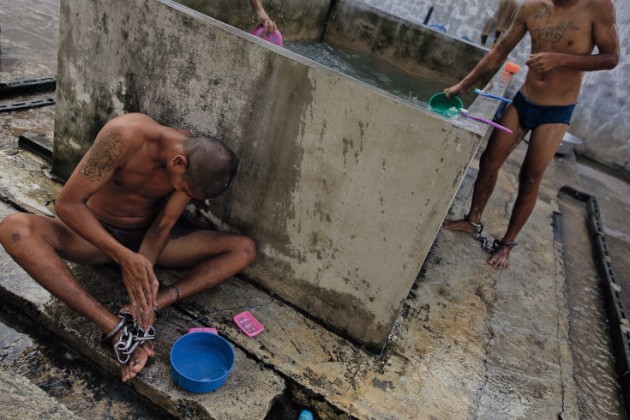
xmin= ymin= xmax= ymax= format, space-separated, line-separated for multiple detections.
xmin=534 ymin=20 xmax=580 ymax=43
xmin=80 ymin=129 xmax=124 ymax=182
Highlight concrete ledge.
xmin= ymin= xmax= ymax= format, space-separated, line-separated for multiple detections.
xmin=0 ymin=363 xmax=81 ymax=420
xmin=0 ymin=216 xmax=286 ymax=420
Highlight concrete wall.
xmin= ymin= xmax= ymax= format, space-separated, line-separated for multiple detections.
xmin=358 ymin=0 xmax=630 ymax=176
xmin=174 ymin=0 xmax=332 ymax=41
xmin=571 ymin=0 xmax=630 ymax=175
xmin=325 ymin=1 xmax=491 ymax=83
xmin=53 ymin=0 xmax=503 ymax=350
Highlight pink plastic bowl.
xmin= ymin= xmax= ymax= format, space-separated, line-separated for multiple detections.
xmin=250 ymin=24 xmax=283 ymax=46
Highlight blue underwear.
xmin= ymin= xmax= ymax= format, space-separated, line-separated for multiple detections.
xmin=512 ymin=91 xmax=576 ymax=130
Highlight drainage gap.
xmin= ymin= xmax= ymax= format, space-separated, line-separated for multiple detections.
xmin=559 ymin=185 xmax=630 ymax=416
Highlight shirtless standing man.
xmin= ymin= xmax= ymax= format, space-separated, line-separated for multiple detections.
xmin=442 ymin=0 xmax=619 ymax=269
xmin=0 ymin=113 xmax=256 ymax=381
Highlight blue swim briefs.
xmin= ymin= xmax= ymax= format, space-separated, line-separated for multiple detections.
xmin=512 ymin=91 xmax=576 ymax=131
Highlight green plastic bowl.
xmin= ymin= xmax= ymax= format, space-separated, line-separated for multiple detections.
xmin=428 ymin=93 xmax=463 ymax=118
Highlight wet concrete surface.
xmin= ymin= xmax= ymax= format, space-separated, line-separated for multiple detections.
xmin=557 ymin=192 xmax=626 ymax=418
xmin=0 ymin=301 xmax=173 ymax=420
xmin=575 ymin=157 xmax=630 ymax=316
xmin=2 ymin=0 xmax=630 ymax=419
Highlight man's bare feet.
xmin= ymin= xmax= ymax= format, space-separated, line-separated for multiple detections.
xmin=486 ymin=242 xmax=516 ymax=270
xmin=119 ymin=305 xmax=156 ymax=358
xmin=104 ymin=309 xmax=156 ymax=381
xmin=121 ymin=344 xmax=151 ymax=382
xmin=442 ymin=217 xmax=482 ymax=235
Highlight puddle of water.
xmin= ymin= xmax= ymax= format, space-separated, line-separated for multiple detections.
xmin=0 ymin=322 xmax=33 ymax=364
xmin=284 ymin=41 xmax=475 ymax=108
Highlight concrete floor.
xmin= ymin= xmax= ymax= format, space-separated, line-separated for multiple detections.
xmin=1 ymin=0 xmax=629 ymax=419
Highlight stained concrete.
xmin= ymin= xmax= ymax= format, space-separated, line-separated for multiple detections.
xmin=1 ymin=0 xmax=628 ymax=418
xmin=174 ymin=0 xmax=333 ymax=41
xmin=324 ymin=0 xmax=490 ymax=83
xmin=1 ymin=118 xmax=612 ymax=419
xmin=0 ymin=363 xmax=81 ymax=420
xmin=52 ymin=0 xmax=510 ymax=350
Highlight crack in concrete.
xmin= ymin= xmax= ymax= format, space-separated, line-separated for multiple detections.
xmin=471 ymin=271 xmax=499 ymax=419
xmin=553 ymin=229 xmax=569 ymax=419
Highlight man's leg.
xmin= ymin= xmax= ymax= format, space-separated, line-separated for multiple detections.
xmin=443 ymin=104 xmax=525 ymax=233
xmin=0 ymin=213 xmax=148 ymax=381
xmin=487 ymin=123 xmax=567 ymax=270
xmin=154 ymin=230 xmax=256 ymax=309
xmin=113 ymin=230 xmax=255 ymax=374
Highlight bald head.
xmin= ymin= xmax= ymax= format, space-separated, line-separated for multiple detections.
xmin=183 ymin=136 xmax=239 ymax=199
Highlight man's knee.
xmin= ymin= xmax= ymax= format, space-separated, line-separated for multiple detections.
xmin=237 ymin=235 xmax=257 ymax=267
xmin=518 ymin=172 xmax=543 ymax=194
xmin=479 ymin=151 xmax=503 ymax=173
xmin=0 ymin=213 xmax=34 ymax=249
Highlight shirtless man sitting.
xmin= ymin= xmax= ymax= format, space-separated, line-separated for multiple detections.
xmin=0 ymin=113 xmax=256 ymax=381
xmin=442 ymin=0 xmax=619 ymax=269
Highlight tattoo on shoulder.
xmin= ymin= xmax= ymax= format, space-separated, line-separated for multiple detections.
xmin=533 ymin=4 xmax=551 ymax=21
xmin=80 ymin=129 xmax=124 ymax=181
xmin=534 ymin=20 xmax=580 ymax=43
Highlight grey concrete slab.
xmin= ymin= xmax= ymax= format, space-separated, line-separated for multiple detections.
xmin=576 ymin=158 xmax=630 ymax=315
xmin=0 ymin=363 xmax=82 ymax=420
xmin=558 ymin=193 xmax=625 ymax=418
xmin=0 ymin=303 xmax=178 ymax=419
xmin=0 ymin=128 xmax=589 ymax=419
xmin=0 ymin=0 xmax=59 ymax=82
xmin=0 ymin=202 xmax=286 ymax=420
xmin=169 ymin=143 xmax=582 ymax=419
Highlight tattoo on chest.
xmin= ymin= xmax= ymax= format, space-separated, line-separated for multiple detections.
xmin=533 ymin=5 xmax=551 ymax=20
xmin=80 ymin=130 xmax=124 ymax=181
xmin=534 ymin=20 xmax=579 ymax=43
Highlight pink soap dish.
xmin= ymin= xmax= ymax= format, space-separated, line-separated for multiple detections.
xmin=234 ymin=311 xmax=264 ymax=337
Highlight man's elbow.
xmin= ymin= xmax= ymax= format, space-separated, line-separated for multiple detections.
xmin=54 ymin=192 xmax=78 ymax=224
xmin=54 ymin=200 xmax=71 ymax=223
xmin=607 ymin=52 xmax=620 ymax=69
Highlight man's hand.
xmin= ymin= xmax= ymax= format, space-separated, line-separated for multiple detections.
xmin=526 ymin=52 xmax=560 ymax=74
xmin=119 ymin=252 xmax=159 ymax=329
xmin=256 ymin=10 xmax=277 ymax=36
xmin=444 ymin=83 xmax=466 ymax=98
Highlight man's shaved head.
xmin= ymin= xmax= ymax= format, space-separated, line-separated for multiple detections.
xmin=183 ymin=136 xmax=239 ymax=199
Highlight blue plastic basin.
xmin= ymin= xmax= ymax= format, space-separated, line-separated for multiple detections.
xmin=170 ymin=332 xmax=235 ymax=393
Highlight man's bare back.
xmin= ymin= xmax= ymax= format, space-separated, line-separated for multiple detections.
xmin=75 ymin=113 xmax=190 ymax=228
